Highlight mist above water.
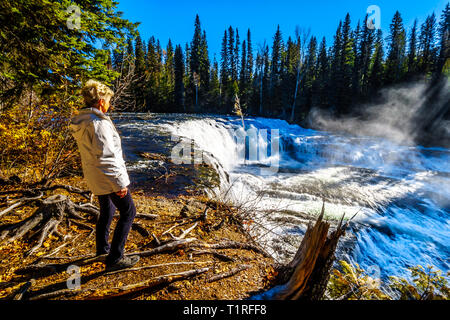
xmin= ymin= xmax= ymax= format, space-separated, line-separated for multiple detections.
xmin=308 ymin=79 xmax=450 ymax=147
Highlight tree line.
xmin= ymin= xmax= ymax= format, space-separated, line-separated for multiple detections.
xmin=110 ymin=5 xmax=449 ymax=123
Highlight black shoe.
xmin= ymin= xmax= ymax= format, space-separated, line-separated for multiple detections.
xmin=105 ymin=255 xmax=140 ymax=272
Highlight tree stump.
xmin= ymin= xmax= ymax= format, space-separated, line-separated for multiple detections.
xmin=254 ymin=202 xmax=347 ymax=300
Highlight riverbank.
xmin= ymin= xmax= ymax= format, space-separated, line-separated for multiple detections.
xmin=0 ymin=168 xmax=276 ymax=300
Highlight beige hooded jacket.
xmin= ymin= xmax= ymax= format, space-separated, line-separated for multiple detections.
xmin=69 ymin=107 xmax=130 ymax=195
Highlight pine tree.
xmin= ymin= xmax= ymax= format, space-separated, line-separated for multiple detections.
xmin=123 ymin=37 xmax=135 ymax=74
xmin=220 ymin=30 xmax=229 ymax=93
xmin=134 ymin=33 xmax=146 ymax=110
xmin=359 ymin=14 xmax=375 ymax=97
xmin=351 ymin=20 xmax=362 ymax=98
xmin=369 ymin=29 xmax=385 ymax=93
xmin=437 ymin=3 xmax=450 ymax=75
xmin=385 ymin=11 xmax=407 ymax=84
xmin=190 ymin=15 xmax=204 ymax=108
xmin=255 ymin=43 xmax=270 ymax=115
xmin=112 ymin=46 xmax=124 ymax=71
xmin=0 ymin=0 xmax=137 ymax=105
xmin=146 ymin=36 xmax=163 ymax=111
xmin=209 ymin=55 xmax=220 ymax=110
xmin=228 ymin=27 xmax=237 ymax=82
xmin=407 ymin=19 xmax=419 ymax=78
xmin=418 ymin=13 xmax=438 ymax=75
xmin=135 ymin=33 xmax=146 ymax=76
xmin=234 ymin=28 xmax=240 ymax=81
xmin=184 ymin=43 xmax=192 ymax=109
xmin=246 ymin=29 xmax=254 ymax=84
xmin=162 ymin=39 xmax=175 ymax=109
xmin=329 ymin=21 xmax=343 ymax=110
xmin=263 ymin=44 xmax=270 ymax=113
xmin=339 ymin=13 xmax=355 ymax=113
xmin=302 ymin=36 xmax=318 ymax=115
xmin=190 ymin=14 xmax=202 ymax=77
xmin=255 ymin=51 xmax=263 ymax=115
xmin=270 ymin=25 xmax=283 ymax=91
xmin=174 ymin=44 xmax=185 ymax=111
xmin=199 ymin=30 xmax=210 ymax=95
xmin=239 ymin=40 xmax=247 ymax=90
xmin=314 ymin=37 xmax=329 ymax=108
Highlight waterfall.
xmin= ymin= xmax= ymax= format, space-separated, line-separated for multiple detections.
xmin=115 ymin=113 xmax=450 ymax=286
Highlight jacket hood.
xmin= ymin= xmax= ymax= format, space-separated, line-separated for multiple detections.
xmin=69 ymin=107 xmax=108 ymax=140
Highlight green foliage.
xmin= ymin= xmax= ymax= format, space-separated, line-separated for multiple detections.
xmin=0 ymin=0 xmax=137 ymax=106
xmin=0 ymin=0 xmax=137 ymax=183
xmin=2 ymin=3 xmax=448 ymax=123
xmin=385 ymin=11 xmax=407 ymax=84
xmin=389 ymin=265 xmax=450 ymax=300
xmin=107 ymin=6 xmax=448 ymax=117
xmin=327 ymin=260 xmax=449 ymax=300
xmin=327 ymin=260 xmax=389 ymax=300
xmin=0 ymin=96 xmax=80 ymax=183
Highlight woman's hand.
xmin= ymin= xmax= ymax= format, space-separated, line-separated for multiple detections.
xmin=115 ymin=187 xmax=128 ymax=198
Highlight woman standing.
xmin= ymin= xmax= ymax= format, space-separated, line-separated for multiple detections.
xmin=70 ymin=80 xmax=139 ymax=271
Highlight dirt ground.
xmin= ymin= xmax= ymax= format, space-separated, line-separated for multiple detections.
xmin=0 ymin=174 xmax=277 ymax=300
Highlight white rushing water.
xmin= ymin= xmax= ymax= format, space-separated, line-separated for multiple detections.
xmin=116 ymin=113 xmax=450 ymax=285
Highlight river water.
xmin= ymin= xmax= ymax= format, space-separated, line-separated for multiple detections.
xmin=113 ymin=112 xmax=449 ymax=286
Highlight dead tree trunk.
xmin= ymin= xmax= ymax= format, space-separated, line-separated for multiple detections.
xmin=255 ymin=202 xmax=347 ymax=300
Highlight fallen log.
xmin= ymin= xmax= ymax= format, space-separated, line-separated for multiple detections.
xmin=130 ymin=238 xmax=198 ymax=257
xmin=26 ymin=262 xmax=213 ymax=300
xmin=131 ymin=222 xmax=150 ymax=237
xmin=191 ymin=240 xmax=271 ymax=258
xmin=15 ymin=254 xmax=102 ymax=277
xmin=86 ymin=267 xmax=210 ymax=300
xmin=187 ymin=248 xmax=235 ymax=262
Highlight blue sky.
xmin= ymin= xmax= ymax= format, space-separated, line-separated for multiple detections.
xmin=117 ymin=0 xmax=448 ymax=58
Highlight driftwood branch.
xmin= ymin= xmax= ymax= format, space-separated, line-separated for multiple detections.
xmin=86 ymin=267 xmax=211 ymax=300
xmin=167 ymin=222 xmax=198 ymax=241
xmin=104 ymin=260 xmax=214 ymax=276
xmin=207 ymin=264 xmax=251 ymax=283
xmin=191 ymin=240 xmax=271 ymax=258
xmin=129 ymin=238 xmax=198 ymax=258
xmin=0 ymin=184 xmax=91 ymax=200
xmin=0 ymin=192 xmax=44 ymax=218
xmin=187 ymin=248 xmax=235 ymax=262
xmin=8 ymin=279 xmax=35 ymax=300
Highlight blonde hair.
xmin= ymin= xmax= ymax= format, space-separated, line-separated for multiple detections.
xmin=81 ymin=79 xmax=114 ymax=107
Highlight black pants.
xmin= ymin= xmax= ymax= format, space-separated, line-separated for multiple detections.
xmin=96 ymin=189 xmax=136 ymax=265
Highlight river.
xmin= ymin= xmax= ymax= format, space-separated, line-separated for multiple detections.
xmin=113 ymin=112 xmax=450 ymax=288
